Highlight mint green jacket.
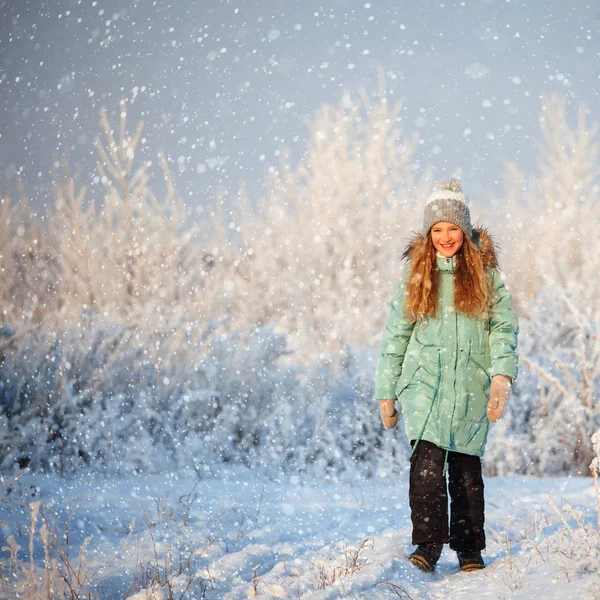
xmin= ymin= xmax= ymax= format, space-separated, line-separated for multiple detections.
xmin=375 ymin=232 xmax=519 ymax=458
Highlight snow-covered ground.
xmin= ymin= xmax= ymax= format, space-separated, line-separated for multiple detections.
xmin=1 ymin=469 xmax=599 ymax=599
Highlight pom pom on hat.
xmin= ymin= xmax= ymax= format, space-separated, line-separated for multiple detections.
xmin=426 ymin=178 xmax=468 ymax=205
xmin=423 ymin=177 xmax=473 ymax=237
xmin=438 ymin=178 xmax=462 ymax=193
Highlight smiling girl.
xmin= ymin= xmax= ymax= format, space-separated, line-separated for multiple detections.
xmin=374 ymin=178 xmax=519 ymax=572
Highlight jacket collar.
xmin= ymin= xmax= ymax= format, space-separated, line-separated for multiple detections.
xmin=437 ymin=253 xmax=457 ymax=273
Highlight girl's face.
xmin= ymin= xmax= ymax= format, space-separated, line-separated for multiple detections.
xmin=430 ymin=221 xmax=464 ymax=258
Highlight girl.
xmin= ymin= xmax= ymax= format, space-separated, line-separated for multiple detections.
xmin=374 ymin=179 xmax=518 ymax=573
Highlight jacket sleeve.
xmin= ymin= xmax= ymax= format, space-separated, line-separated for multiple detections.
xmin=488 ymin=268 xmax=519 ymax=382
xmin=375 ymin=264 xmax=416 ymax=400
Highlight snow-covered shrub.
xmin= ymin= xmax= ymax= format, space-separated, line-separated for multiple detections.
xmin=305 ymin=344 xmax=410 ymax=480
xmin=0 ymin=317 xmax=404 ymax=478
xmin=174 ymin=324 xmax=302 ymax=472
xmin=1 ymin=314 xmax=164 ymax=474
xmin=2 ymin=84 xmax=600 ymax=478
xmin=225 ymin=75 xmax=431 ymax=365
xmin=1 ymin=80 xmax=429 ymax=369
xmin=501 ymin=93 xmax=599 ymax=303
xmin=486 ymin=283 xmax=600 ymax=476
xmin=0 ymin=317 xmax=299 ymax=475
xmin=589 ymin=429 xmax=600 ymax=528
xmin=483 ymin=93 xmax=600 ymax=476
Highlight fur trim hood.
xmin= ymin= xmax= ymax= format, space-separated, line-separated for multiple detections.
xmin=401 ymin=226 xmax=499 ymax=270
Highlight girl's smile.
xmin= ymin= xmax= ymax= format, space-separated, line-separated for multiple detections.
xmin=431 ymin=222 xmax=464 ymax=257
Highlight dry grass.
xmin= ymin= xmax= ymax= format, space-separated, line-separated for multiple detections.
xmin=1 ymin=500 xmax=97 ymax=600
xmin=0 ymin=482 xmax=216 ymax=600
xmin=373 ymin=580 xmax=415 ymax=599
xmin=487 ymin=441 xmax=600 ymax=594
xmin=313 ymin=536 xmax=374 ymax=591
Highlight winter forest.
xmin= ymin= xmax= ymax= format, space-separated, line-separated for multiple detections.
xmin=1 ymin=1 xmax=599 ymax=598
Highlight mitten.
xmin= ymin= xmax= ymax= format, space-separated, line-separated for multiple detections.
xmin=487 ymin=375 xmax=512 ymax=422
xmin=379 ymin=399 xmax=399 ymax=429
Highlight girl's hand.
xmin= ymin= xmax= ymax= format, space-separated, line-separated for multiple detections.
xmin=487 ymin=375 xmax=512 ymax=422
xmin=379 ymin=399 xmax=399 ymax=429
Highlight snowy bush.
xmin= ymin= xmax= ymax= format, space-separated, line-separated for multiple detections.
xmin=483 ymin=93 xmax=600 ymax=477
xmin=1 ymin=85 xmax=600 ymax=478
xmin=319 ymin=344 xmax=410 ymax=480
xmin=486 ymin=283 xmax=600 ymax=476
xmin=0 ymin=317 xmax=409 ymax=478
xmin=0 ymin=83 xmax=421 ymax=478
xmin=501 ymin=93 xmax=599 ymax=304
xmin=1 ymin=81 xmax=430 ymax=366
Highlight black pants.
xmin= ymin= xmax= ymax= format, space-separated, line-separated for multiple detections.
xmin=409 ymin=440 xmax=485 ymax=552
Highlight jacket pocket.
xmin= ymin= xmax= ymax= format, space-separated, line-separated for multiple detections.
xmin=458 ymin=346 xmax=490 ymax=422
xmin=395 ymin=359 xmax=420 ymax=399
xmin=467 ymin=351 xmax=491 ymax=390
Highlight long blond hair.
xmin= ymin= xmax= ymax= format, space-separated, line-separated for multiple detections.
xmin=402 ymin=229 xmax=496 ymax=322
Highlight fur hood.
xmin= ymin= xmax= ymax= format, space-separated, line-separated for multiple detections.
xmin=401 ymin=226 xmax=500 ymax=271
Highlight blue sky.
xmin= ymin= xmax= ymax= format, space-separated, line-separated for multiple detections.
xmin=1 ymin=0 xmax=598 ymax=215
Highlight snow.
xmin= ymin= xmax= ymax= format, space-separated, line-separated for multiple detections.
xmin=1 ymin=470 xmax=599 ymax=599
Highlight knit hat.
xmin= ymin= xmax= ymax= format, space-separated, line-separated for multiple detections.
xmin=423 ymin=178 xmax=473 ymax=238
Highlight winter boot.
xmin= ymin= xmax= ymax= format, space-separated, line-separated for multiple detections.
xmin=457 ymin=550 xmax=485 ymax=572
xmin=408 ymin=543 xmax=443 ymax=572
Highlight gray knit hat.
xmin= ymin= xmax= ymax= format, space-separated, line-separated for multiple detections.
xmin=422 ymin=178 xmax=473 ymax=238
